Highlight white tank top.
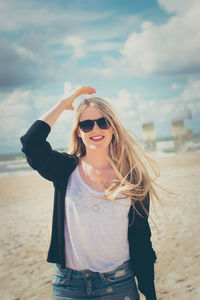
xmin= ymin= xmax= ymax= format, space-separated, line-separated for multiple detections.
xmin=64 ymin=165 xmax=131 ymax=272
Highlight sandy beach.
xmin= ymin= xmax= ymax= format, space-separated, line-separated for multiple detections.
xmin=0 ymin=151 xmax=200 ymax=300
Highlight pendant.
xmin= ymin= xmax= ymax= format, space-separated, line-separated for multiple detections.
xmin=93 ymin=205 xmax=100 ymax=211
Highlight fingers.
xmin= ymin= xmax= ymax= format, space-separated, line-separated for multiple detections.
xmin=88 ymin=86 xmax=96 ymax=93
xmin=89 ymin=87 xmax=96 ymax=94
xmin=79 ymin=86 xmax=96 ymax=95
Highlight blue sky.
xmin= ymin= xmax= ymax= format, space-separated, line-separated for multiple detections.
xmin=0 ymin=0 xmax=200 ymax=154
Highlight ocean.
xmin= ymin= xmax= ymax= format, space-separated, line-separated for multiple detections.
xmin=0 ymin=140 xmax=200 ymax=178
xmin=0 ymin=153 xmax=35 ymax=178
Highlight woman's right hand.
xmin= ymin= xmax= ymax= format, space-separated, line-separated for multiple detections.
xmin=61 ymin=86 xmax=96 ymax=111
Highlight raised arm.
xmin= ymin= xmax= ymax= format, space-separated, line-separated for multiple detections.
xmin=20 ymin=86 xmax=96 ymax=182
xmin=39 ymin=86 xmax=96 ymax=128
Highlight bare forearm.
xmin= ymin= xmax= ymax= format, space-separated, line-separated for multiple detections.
xmin=38 ymin=99 xmax=66 ymax=128
xmin=38 ymin=86 xmax=96 ymax=128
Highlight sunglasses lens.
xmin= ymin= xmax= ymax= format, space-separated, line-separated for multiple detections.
xmin=79 ymin=120 xmax=94 ymax=132
xmin=97 ymin=118 xmax=110 ymax=129
xmin=78 ymin=117 xmax=111 ymax=132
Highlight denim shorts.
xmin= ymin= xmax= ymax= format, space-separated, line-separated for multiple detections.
xmin=52 ymin=260 xmax=140 ymax=299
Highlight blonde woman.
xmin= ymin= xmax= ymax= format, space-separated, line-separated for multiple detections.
xmin=20 ymin=86 xmax=158 ymax=300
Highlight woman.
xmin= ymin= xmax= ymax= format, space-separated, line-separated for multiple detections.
xmin=20 ymin=86 xmax=158 ymax=300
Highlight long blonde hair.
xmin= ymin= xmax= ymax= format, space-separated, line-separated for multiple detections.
xmin=68 ymin=97 xmax=161 ymax=216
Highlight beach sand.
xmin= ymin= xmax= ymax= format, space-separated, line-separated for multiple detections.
xmin=0 ymin=151 xmax=200 ymax=300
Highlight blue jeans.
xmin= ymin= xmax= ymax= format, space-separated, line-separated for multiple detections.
xmin=52 ymin=260 xmax=140 ymax=299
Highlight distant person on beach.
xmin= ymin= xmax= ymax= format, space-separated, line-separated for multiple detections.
xmin=20 ymin=86 xmax=159 ymax=300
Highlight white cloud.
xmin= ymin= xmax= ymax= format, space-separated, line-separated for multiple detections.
xmin=0 ymin=90 xmax=33 ymax=150
xmin=0 ymin=32 xmax=57 ymax=91
xmin=0 ymin=83 xmax=77 ymax=153
xmin=16 ymin=46 xmax=38 ymax=62
xmin=59 ymin=38 xmax=123 ymax=60
xmin=172 ymin=83 xmax=182 ymax=90
xmin=109 ymin=90 xmax=145 ymax=122
xmin=0 ymin=90 xmax=31 ymax=121
xmin=115 ymin=90 xmax=133 ymax=110
xmin=102 ymin=0 xmax=200 ymax=78
xmin=88 ymin=41 xmax=122 ymax=52
xmin=108 ymin=90 xmax=152 ymax=135
xmin=180 ymin=79 xmax=200 ymax=103
xmin=64 ymin=36 xmax=86 ymax=59
xmin=64 ymin=82 xmax=73 ymax=96
xmin=158 ymin=0 xmax=196 ymax=14
xmin=108 ymin=79 xmax=200 ymax=130
xmin=0 ymin=0 xmax=141 ymax=64
xmin=157 ymin=79 xmax=200 ymax=122
xmin=75 ymin=14 xmax=141 ymax=42
xmin=177 ymin=79 xmax=200 ymax=119
xmin=0 ymin=0 xmax=142 ymax=89
xmin=29 ymin=81 xmax=81 ymax=150
xmin=108 ymin=90 xmax=135 ymax=117
xmin=0 ymin=0 xmax=142 ymax=46
xmin=0 ymin=1 xmax=112 ymax=33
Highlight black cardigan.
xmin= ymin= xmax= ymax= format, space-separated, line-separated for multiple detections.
xmin=20 ymin=120 xmax=157 ymax=300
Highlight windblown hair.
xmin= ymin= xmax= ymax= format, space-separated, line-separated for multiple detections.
xmin=68 ymin=97 xmax=161 ymax=216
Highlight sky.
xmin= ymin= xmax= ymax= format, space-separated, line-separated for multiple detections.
xmin=0 ymin=0 xmax=200 ymax=154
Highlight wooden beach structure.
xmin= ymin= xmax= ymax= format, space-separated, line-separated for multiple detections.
xmin=172 ymin=120 xmax=187 ymax=151
xmin=142 ymin=122 xmax=156 ymax=151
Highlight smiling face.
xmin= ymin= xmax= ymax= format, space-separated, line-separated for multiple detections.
xmin=77 ymin=106 xmax=113 ymax=153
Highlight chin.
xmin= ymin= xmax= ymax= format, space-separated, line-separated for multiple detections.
xmin=88 ymin=142 xmax=110 ymax=151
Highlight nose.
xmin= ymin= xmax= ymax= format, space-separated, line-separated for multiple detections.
xmin=92 ymin=121 xmax=100 ymax=131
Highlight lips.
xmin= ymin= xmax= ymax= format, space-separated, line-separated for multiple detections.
xmin=90 ymin=135 xmax=105 ymax=141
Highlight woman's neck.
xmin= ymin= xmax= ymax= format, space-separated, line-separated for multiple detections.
xmin=81 ymin=150 xmax=111 ymax=170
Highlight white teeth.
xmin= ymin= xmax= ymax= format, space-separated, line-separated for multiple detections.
xmin=91 ymin=136 xmax=104 ymax=140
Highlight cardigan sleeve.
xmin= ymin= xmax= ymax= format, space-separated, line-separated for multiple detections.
xmin=129 ymin=193 xmax=157 ymax=300
xmin=20 ymin=120 xmax=77 ymax=183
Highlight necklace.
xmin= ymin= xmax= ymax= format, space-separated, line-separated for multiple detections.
xmin=93 ymin=205 xmax=100 ymax=211
xmin=79 ymin=160 xmax=113 ymax=212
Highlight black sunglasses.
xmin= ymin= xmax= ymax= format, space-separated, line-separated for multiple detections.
xmin=78 ymin=117 xmax=111 ymax=133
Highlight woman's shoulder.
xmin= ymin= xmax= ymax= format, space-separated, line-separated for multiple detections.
xmin=59 ymin=151 xmax=79 ymax=168
xmin=50 ymin=151 xmax=78 ymax=184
